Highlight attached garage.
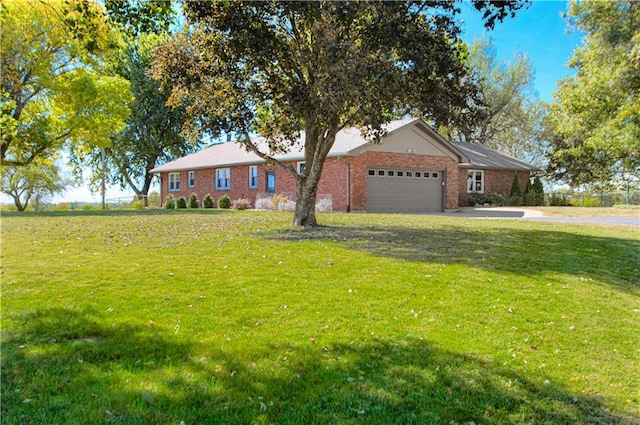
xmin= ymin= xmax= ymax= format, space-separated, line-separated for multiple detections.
xmin=366 ymin=168 xmax=444 ymax=213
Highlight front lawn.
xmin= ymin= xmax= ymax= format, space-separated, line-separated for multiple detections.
xmin=2 ymin=211 xmax=638 ymax=424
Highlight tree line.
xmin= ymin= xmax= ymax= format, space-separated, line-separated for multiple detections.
xmin=1 ymin=0 xmax=637 ymax=220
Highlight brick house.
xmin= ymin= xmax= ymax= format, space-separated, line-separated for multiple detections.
xmin=150 ymin=118 xmax=538 ymax=212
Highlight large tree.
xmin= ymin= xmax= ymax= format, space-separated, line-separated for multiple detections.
xmin=441 ymin=37 xmax=547 ymax=166
xmin=74 ymin=33 xmax=196 ymax=201
xmin=1 ymin=160 xmax=69 ymax=211
xmin=152 ymin=0 xmax=526 ymax=226
xmin=0 ymin=0 xmax=132 ymax=166
xmin=546 ymin=0 xmax=639 ymax=189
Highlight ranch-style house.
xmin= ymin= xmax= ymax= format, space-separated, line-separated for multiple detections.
xmin=150 ymin=118 xmax=539 ymax=213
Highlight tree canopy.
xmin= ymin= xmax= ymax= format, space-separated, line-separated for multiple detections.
xmin=547 ymin=0 xmax=639 ymax=189
xmin=442 ymin=37 xmax=547 ymax=166
xmin=153 ymin=0 xmax=526 ymax=226
xmin=75 ymin=33 xmax=196 ymax=200
xmin=1 ymin=159 xmax=69 ymax=211
xmin=0 ymin=0 xmax=132 ymax=166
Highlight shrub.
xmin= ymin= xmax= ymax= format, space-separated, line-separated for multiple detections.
xmin=132 ymin=199 xmax=145 ymax=210
xmin=189 ymin=193 xmax=199 ymax=209
xmin=164 ymin=195 xmax=175 ymax=209
xmin=469 ymin=193 xmax=490 ymax=207
xmin=176 ymin=196 xmax=187 ymax=209
xmin=203 ymin=193 xmax=215 ymax=208
xmin=549 ymin=193 xmax=572 ymax=206
xmin=532 ymin=176 xmax=544 ymax=206
xmin=509 ymin=173 xmax=523 ymax=206
xmin=523 ymin=178 xmax=535 ymax=206
xmin=232 ymin=198 xmax=252 ymax=210
xmin=218 ymin=194 xmax=231 ymax=209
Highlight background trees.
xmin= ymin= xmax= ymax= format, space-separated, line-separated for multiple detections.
xmin=546 ymin=0 xmax=639 ymax=190
xmin=441 ymin=37 xmax=547 ymax=167
xmin=1 ymin=160 xmax=69 ymax=211
xmin=0 ymin=0 xmax=132 ymax=166
xmin=152 ymin=0 xmax=526 ymax=226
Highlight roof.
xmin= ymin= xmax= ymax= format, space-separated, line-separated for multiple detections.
xmin=150 ymin=119 xmax=537 ymax=173
xmin=453 ymin=141 xmax=540 ymax=171
xmin=150 ymin=119 xmax=419 ymax=173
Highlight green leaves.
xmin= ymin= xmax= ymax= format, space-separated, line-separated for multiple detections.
xmin=547 ymin=0 xmax=639 ymax=190
xmin=0 ymin=0 xmax=131 ymax=166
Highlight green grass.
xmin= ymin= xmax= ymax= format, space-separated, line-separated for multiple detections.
xmin=2 ymin=210 xmax=639 ymax=424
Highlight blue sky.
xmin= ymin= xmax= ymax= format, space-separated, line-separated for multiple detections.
xmin=459 ymin=0 xmax=583 ymax=102
xmin=20 ymin=1 xmax=584 ymax=204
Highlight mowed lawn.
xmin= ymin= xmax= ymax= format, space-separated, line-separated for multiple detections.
xmin=1 ymin=210 xmax=638 ymax=425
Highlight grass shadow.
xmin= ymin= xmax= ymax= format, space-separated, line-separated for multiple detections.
xmin=262 ymin=224 xmax=640 ymax=293
xmin=2 ymin=307 xmax=636 ymax=424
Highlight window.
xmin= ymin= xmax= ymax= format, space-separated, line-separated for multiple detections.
xmin=387 ymin=170 xmax=395 ymax=177
xmin=297 ymin=162 xmax=306 ymax=175
xmin=249 ymin=165 xmax=258 ymax=188
xmin=266 ymin=171 xmax=276 ymax=194
xmin=377 ymin=170 xmax=385 ymax=176
xmin=415 ymin=172 xmax=422 ymax=178
xmin=368 ymin=169 xmax=376 ymax=176
xmin=406 ymin=171 xmax=413 ymax=178
xmin=467 ymin=170 xmax=484 ymax=193
xmin=188 ymin=171 xmax=195 ymax=188
xmin=431 ymin=172 xmax=439 ymax=179
xmin=216 ymin=168 xmax=231 ymax=190
xmin=168 ymin=172 xmax=180 ymax=191
xmin=397 ymin=171 xmax=404 ymax=177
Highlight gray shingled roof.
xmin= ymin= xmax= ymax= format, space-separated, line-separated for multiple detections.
xmin=150 ymin=119 xmax=538 ymax=173
xmin=150 ymin=119 xmax=417 ymax=173
xmin=453 ymin=141 xmax=540 ymax=171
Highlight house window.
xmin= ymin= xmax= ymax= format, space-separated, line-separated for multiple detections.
xmin=297 ymin=162 xmax=306 ymax=175
xmin=216 ymin=168 xmax=231 ymax=190
xmin=168 ymin=172 xmax=180 ymax=191
xmin=467 ymin=170 xmax=484 ymax=193
xmin=266 ymin=171 xmax=276 ymax=194
xmin=249 ymin=165 xmax=258 ymax=188
xmin=188 ymin=171 xmax=195 ymax=188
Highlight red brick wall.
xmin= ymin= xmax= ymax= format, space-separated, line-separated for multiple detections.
xmin=458 ymin=169 xmax=531 ymax=206
xmin=157 ymin=153 xmax=463 ymax=211
xmin=158 ymin=159 xmax=348 ymax=210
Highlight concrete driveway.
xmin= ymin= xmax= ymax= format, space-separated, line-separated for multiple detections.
xmin=447 ymin=207 xmax=640 ymax=226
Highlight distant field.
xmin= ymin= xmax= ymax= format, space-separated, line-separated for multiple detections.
xmin=2 ymin=210 xmax=638 ymax=424
xmin=535 ymin=206 xmax=640 ymax=217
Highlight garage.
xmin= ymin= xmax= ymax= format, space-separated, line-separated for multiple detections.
xmin=366 ymin=168 xmax=444 ymax=213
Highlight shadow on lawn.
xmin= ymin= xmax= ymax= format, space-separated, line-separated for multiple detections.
xmin=0 ymin=209 xmax=232 ymax=218
xmin=3 ymin=308 xmax=637 ymax=424
xmin=263 ymin=224 xmax=640 ymax=292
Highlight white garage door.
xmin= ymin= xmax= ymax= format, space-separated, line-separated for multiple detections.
xmin=366 ymin=168 xmax=444 ymax=213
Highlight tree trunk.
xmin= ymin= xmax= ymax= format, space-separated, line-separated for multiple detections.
xmin=292 ymin=178 xmax=319 ymax=226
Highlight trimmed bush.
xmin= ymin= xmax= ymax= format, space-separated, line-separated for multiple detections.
xmin=132 ymin=199 xmax=145 ymax=210
xmin=232 ymin=198 xmax=252 ymax=210
xmin=203 ymin=193 xmax=215 ymax=209
xmin=523 ymin=178 xmax=535 ymax=206
xmin=218 ymin=194 xmax=231 ymax=209
xmin=164 ymin=195 xmax=175 ymax=209
xmin=189 ymin=193 xmax=199 ymax=209
xmin=176 ymin=196 xmax=187 ymax=209
xmin=533 ymin=176 xmax=545 ymax=206
xmin=509 ymin=173 xmax=523 ymax=206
